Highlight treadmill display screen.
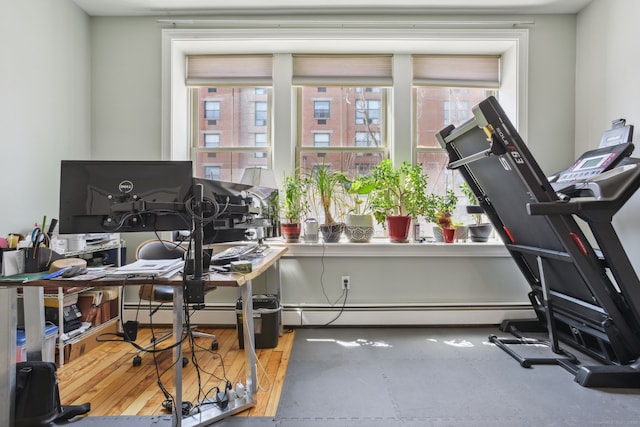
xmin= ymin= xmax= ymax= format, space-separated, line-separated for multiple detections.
xmin=574 ymin=153 xmax=612 ymax=171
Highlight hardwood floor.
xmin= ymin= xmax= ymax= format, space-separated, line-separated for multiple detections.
xmin=57 ymin=326 xmax=295 ymax=418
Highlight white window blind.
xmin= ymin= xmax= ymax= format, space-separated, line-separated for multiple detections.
xmin=292 ymin=54 xmax=393 ymax=86
xmin=186 ymin=55 xmax=273 ymax=86
xmin=413 ymin=55 xmax=500 ymax=88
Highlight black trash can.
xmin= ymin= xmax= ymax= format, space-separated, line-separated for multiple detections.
xmin=236 ymin=294 xmax=281 ymax=349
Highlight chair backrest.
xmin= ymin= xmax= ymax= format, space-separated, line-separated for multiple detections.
xmin=136 ymin=240 xmax=186 ymax=302
xmin=136 ymin=240 xmax=185 ymax=261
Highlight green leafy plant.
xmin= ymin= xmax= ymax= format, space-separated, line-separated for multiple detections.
xmin=280 ymin=172 xmax=309 ymax=224
xmin=424 ymin=189 xmax=459 ymax=229
xmin=368 ymin=160 xmax=430 ymax=225
xmin=460 ymin=182 xmax=478 ymax=205
xmin=344 ymin=173 xmax=378 ymax=215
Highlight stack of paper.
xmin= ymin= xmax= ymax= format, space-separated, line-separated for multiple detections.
xmin=106 ymin=258 xmax=183 ymax=277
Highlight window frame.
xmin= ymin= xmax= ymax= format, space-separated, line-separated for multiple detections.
xmin=163 ymin=27 xmax=528 ymax=193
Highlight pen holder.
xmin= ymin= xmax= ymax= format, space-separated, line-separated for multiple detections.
xmin=24 ymin=248 xmax=63 ymax=273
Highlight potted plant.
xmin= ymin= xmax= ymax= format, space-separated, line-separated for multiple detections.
xmin=369 ymin=160 xmax=430 ymax=243
xmin=307 ymin=164 xmax=349 ymax=243
xmin=344 ymin=173 xmax=378 ymax=243
xmin=424 ymin=190 xmax=459 ymax=242
xmin=279 ymin=172 xmax=309 ymax=242
xmin=460 ymin=182 xmax=493 ymax=242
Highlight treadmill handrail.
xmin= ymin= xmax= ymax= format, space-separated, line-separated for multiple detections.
xmin=447 ymin=148 xmax=492 ymax=170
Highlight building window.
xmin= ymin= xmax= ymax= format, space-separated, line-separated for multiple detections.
xmin=204 ymin=100 xmax=221 ymax=119
xmin=255 ymin=133 xmax=267 ymax=158
xmin=255 ymin=101 xmax=267 ymax=126
xmin=204 ymin=133 xmax=220 ymax=147
xmin=313 ymin=133 xmax=330 ymax=147
xmin=204 ymin=165 xmax=221 ymax=181
xmin=355 ymin=99 xmax=380 ymax=125
xmin=314 ymin=100 xmax=330 ymax=119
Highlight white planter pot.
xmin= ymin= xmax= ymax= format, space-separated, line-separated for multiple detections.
xmin=345 ymin=214 xmax=375 ymax=243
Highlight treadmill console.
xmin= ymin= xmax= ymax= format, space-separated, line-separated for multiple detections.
xmin=550 ymin=119 xmax=634 ymax=195
xmin=553 ymin=142 xmax=634 ymax=189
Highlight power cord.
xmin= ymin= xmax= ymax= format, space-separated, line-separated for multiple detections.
xmin=311 ymin=241 xmax=349 ymax=327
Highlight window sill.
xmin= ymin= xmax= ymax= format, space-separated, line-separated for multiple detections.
xmin=267 ymin=237 xmax=509 ymax=258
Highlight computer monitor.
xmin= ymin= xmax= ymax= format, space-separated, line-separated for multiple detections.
xmin=59 ymin=160 xmax=194 ymax=234
xmin=193 ymin=177 xmax=254 ymax=244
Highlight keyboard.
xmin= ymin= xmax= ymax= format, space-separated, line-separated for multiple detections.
xmin=210 ymin=243 xmax=260 ymax=265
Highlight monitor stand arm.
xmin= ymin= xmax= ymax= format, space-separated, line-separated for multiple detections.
xmin=185 ymin=183 xmax=205 ymax=306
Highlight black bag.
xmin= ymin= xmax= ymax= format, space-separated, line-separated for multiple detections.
xmin=15 ymin=361 xmax=91 ymax=427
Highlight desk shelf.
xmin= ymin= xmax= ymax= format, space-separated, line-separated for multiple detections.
xmin=50 ymin=240 xmax=124 ymax=366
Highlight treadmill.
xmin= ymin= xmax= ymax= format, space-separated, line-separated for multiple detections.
xmin=436 ymin=96 xmax=640 ymax=387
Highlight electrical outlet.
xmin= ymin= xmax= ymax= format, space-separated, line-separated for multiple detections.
xmin=342 ymin=275 xmax=351 ymax=290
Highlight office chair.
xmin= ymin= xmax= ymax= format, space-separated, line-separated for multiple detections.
xmin=132 ymin=239 xmax=218 ymax=367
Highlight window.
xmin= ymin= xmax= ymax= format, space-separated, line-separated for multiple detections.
xmin=314 ymin=101 xmax=330 ymax=119
xmin=355 ymin=99 xmax=380 ymax=125
xmin=299 ymin=87 xmax=386 ymax=178
xmin=255 ymin=133 xmax=267 ymax=158
xmin=204 ymin=101 xmax=221 ymax=119
xmin=192 ymin=87 xmax=272 ymax=181
xmin=186 ymin=54 xmax=273 ymax=181
xmin=293 ymin=54 xmax=391 ymax=178
xmin=255 ymin=101 xmax=267 ymax=126
xmin=313 ymin=133 xmax=330 ymax=147
xmin=170 ymin=32 xmax=526 ymax=222
xmin=204 ymin=165 xmax=221 ymax=181
xmin=413 ymin=55 xmax=500 ymax=207
xmin=204 ymin=133 xmax=220 ymax=147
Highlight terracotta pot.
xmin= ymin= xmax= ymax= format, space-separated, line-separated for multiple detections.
xmin=280 ymin=223 xmax=302 ymax=243
xmin=442 ymin=227 xmax=455 ymax=243
xmin=387 ymin=215 xmax=411 ymax=243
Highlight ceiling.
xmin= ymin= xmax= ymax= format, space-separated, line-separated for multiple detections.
xmin=73 ymin=0 xmax=594 ymax=17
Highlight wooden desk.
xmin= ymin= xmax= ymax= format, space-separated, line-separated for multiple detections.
xmin=0 ymin=245 xmax=287 ymax=427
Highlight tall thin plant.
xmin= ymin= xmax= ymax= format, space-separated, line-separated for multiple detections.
xmin=307 ymin=164 xmax=349 ymax=225
xmin=280 ymin=172 xmax=309 ymax=224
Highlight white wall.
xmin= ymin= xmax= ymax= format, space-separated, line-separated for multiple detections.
xmin=576 ymin=0 xmax=640 ymax=272
xmin=0 ymin=0 xmax=91 ymax=236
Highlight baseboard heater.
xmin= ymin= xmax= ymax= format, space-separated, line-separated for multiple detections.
xmin=123 ymin=303 xmax=533 ymax=327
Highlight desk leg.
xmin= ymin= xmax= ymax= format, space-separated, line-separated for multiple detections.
xmin=174 ymin=285 xmax=184 ymax=427
xmin=23 ymin=287 xmax=46 ymax=361
xmin=274 ymin=258 xmax=283 ymax=336
xmin=0 ymin=287 xmax=17 ymax=427
xmin=241 ymin=279 xmax=258 ymax=395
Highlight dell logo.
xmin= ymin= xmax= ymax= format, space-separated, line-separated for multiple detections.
xmin=119 ymin=180 xmax=134 ymax=193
